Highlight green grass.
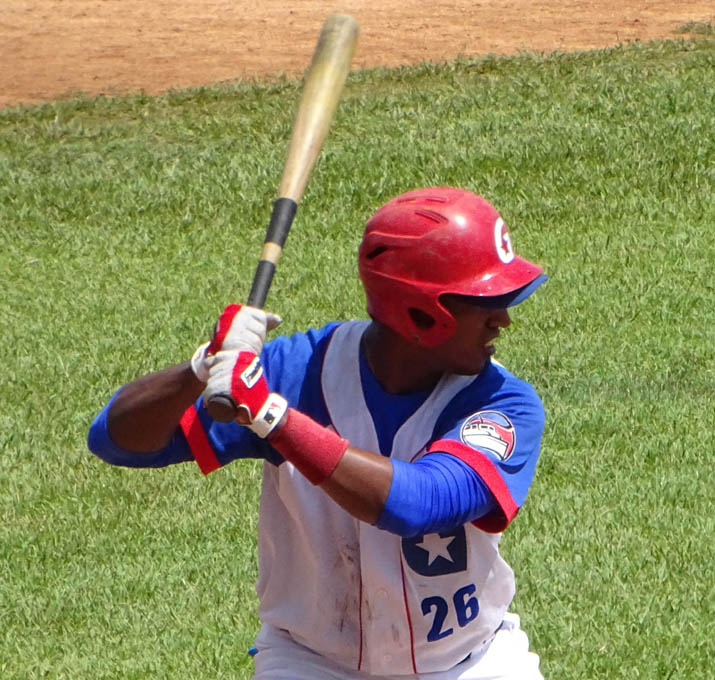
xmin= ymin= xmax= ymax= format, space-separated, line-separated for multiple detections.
xmin=1 ymin=37 xmax=714 ymax=679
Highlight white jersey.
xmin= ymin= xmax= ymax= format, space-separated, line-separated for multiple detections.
xmin=164 ymin=319 xmax=544 ymax=675
xmin=256 ymin=322 xmax=517 ymax=675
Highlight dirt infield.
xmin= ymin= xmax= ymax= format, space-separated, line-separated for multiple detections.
xmin=2 ymin=1 xmax=712 ymax=109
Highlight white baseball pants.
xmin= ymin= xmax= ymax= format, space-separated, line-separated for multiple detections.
xmin=251 ymin=613 xmax=544 ymax=680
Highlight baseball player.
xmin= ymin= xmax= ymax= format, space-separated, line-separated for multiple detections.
xmin=89 ymin=187 xmax=548 ymax=679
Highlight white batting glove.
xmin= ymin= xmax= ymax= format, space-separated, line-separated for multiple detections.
xmin=190 ymin=304 xmax=281 ymax=384
xmin=191 ymin=304 xmax=287 ymax=437
xmin=190 ymin=342 xmax=212 ymax=383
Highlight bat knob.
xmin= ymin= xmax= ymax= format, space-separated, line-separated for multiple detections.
xmin=205 ymin=395 xmax=239 ymax=423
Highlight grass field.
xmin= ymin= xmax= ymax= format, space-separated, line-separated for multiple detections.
xmin=1 ymin=36 xmax=714 ymax=679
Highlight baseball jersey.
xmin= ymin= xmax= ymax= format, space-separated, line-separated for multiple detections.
xmin=88 ymin=320 xmax=544 ymax=675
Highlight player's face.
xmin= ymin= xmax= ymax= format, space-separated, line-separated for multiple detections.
xmin=436 ymin=295 xmax=512 ymax=375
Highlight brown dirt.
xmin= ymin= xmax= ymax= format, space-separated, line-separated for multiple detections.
xmin=1 ymin=1 xmax=712 ymax=109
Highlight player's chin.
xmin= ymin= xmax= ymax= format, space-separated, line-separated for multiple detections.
xmin=452 ymin=349 xmax=492 ymax=376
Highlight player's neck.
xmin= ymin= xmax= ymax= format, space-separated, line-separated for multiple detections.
xmin=361 ymin=322 xmax=443 ymax=395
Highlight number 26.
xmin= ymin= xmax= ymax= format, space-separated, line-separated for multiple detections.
xmin=421 ymin=584 xmax=479 ymax=642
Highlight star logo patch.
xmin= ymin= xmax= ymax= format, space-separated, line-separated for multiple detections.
xmin=402 ymin=527 xmax=467 ymax=576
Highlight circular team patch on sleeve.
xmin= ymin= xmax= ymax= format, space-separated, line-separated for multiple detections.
xmin=460 ymin=411 xmax=516 ymax=461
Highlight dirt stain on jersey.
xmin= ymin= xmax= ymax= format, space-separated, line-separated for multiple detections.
xmin=333 ymin=537 xmax=361 ymax=635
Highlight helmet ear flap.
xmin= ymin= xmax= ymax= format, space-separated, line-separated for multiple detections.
xmin=407 ymin=308 xmax=435 ymax=331
xmin=406 ymin=308 xmax=436 ymax=346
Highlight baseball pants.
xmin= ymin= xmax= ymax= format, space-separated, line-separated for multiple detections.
xmin=251 ymin=613 xmax=544 ymax=680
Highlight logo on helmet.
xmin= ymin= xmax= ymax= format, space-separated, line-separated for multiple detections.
xmin=494 ymin=218 xmax=515 ymax=264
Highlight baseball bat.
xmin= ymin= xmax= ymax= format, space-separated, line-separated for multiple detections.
xmin=206 ymin=13 xmax=359 ymax=422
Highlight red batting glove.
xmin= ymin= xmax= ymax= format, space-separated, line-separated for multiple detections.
xmin=208 ymin=348 xmax=287 ymax=437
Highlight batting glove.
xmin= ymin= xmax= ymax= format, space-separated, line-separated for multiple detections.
xmin=192 ymin=304 xmax=287 ymax=437
xmin=191 ymin=304 xmax=281 ymax=381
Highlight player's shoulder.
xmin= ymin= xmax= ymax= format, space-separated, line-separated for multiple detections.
xmin=483 ymin=359 xmax=543 ymax=410
xmin=431 ymin=360 xmax=545 ymax=473
xmin=437 ymin=359 xmax=544 ymax=433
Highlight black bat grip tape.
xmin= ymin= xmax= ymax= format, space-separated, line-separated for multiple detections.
xmin=208 ymin=199 xmax=298 ymax=422
xmin=247 ymin=198 xmax=298 ymax=308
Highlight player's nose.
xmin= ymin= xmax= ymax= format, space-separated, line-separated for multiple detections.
xmin=489 ymin=308 xmax=511 ymax=329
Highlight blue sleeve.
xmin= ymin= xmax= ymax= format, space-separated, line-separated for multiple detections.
xmin=87 ymin=389 xmax=194 ymax=468
xmin=376 ymin=453 xmax=496 ymax=538
xmin=426 ymin=363 xmax=545 ymax=532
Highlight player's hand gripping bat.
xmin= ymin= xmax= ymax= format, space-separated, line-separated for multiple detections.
xmin=205 ymin=14 xmax=359 ymax=423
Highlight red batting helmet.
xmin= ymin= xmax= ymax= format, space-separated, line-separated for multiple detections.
xmin=358 ymin=187 xmax=546 ymax=347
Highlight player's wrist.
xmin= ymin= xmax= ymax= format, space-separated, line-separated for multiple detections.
xmin=268 ymin=408 xmax=349 ymax=484
xmin=247 ymin=393 xmax=289 ymax=438
xmin=265 ymin=410 xmax=289 ymax=440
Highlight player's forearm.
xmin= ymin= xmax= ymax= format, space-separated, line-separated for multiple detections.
xmin=265 ymin=409 xmax=497 ymax=533
xmin=266 ymin=408 xmax=393 ymax=524
xmin=320 ymin=447 xmax=393 ymax=524
xmin=321 ymin=451 xmax=497 ymax=535
xmin=108 ymin=362 xmax=205 ymax=452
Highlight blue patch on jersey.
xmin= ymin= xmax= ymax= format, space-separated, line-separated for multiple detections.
xmin=402 ymin=527 xmax=467 ymax=576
